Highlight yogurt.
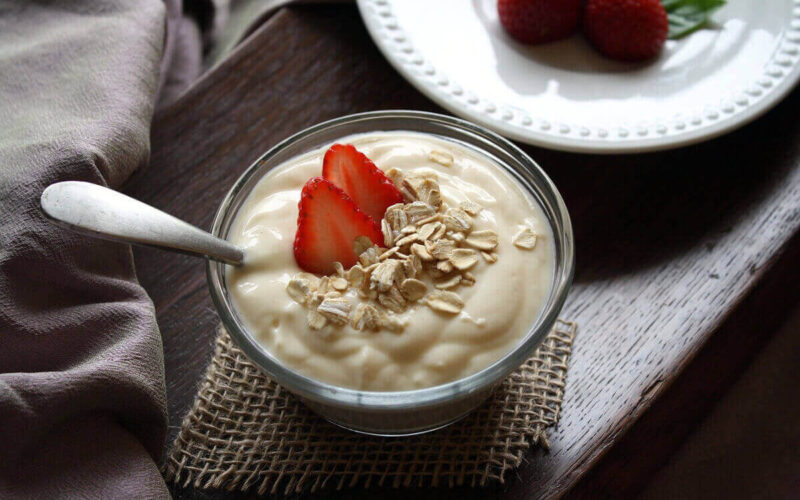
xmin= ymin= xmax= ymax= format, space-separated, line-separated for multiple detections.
xmin=226 ymin=132 xmax=554 ymax=391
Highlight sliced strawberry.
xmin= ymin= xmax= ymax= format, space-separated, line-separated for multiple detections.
xmin=322 ymin=143 xmax=404 ymax=221
xmin=293 ymin=177 xmax=383 ymax=275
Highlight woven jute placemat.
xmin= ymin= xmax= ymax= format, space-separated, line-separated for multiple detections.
xmin=164 ymin=320 xmax=576 ymax=495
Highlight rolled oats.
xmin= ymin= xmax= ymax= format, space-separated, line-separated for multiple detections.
xmin=306 ymin=308 xmax=328 ymax=330
xmin=286 ymin=275 xmax=315 ymax=305
xmin=434 ymin=274 xmax=461 ymax=290
xmin=403 ymin=176 xmax=435 ymax=201
xmin=425 ymin=291 xmax=464 ymax=314
xmin=385 ymin=204 xmax=408 ymax=231
xmin=436 ymin=260 xmax=454 ymax=273
xmin=414 ymin=180 xmax=442 ymax=209
xmin=450 ymin=248 xmax=479 ymax=270
xmin=426 ymin=265 xmax=448 ymax=280
xmin=400 ymin=278 xmax=427 ymax=301
xmin=410 ymin=243 xmax=434 ymax=261
xmin=378 ymin=287 xmax=406 ymax=313
xmin=395 ymin=233 xmax=419 ymax=248
xmin=379 ymin=247 xmax=399 ymax=261
xmin=381 ymin=219 xmax=394 ymax=247
xmin=370 ymin=260 xmax=403 ymax=292
xmin=459 ymin=200 xmax=482 ymax=216
xmin=404 ymin=201 xmax=436 ymax=222
xmin=317 ymin=276 xmax=330 ymax=294
xmin=430 ymin=239 xmax=455 ymax=260
xmin=464 ymin=230 xmax=498 ymax=251
xmin=384 ymin=168 xmax=404 ymax=188
xmin=403 ymin=254 xmax=422 ymax=278
xmin=317 ymin=297 xmax=351 ymax=324
xmin=309 ymin=291 xmax=324 ymax=307
xmin=447 ymin=231 xmax=465 ymax=243
xmin=359 ymin=246 xmax=380 ymax=266
xmin=351 ymin=303 xmax=381 ymax=331
xmin=331 ymin=277 xmax=348 ymax=291
xmin=431 ymin=223 xmax=447 ymax=240
xmin=354 ymin=235 xmax=373 ymax=257
xmin=428 ymin=150 xmax=454 ymax=167
xmin=480 ymin=251 xmax=498 ymax=264
xmin=513 ymin=226 xmax=537 ymax=249
xmin=443 ymin=207 xmax=472 ymax=232
xmin=425 ymin=188 xmax=442 ymax=210
xmin=415 ymin=213 xmax=441 ymax=226
xmin=417 ymin=221 xmax=441 ymax=241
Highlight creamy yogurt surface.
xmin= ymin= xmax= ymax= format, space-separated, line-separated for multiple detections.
xmin=226 ymin=132 xmax=554 ymax=391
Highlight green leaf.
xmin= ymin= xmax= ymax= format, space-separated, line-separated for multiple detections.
xmin=662 ymin=0 xmax=726 ymax=39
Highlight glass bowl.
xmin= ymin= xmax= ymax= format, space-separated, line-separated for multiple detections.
xmin=207 ymin=110 xmax=574 ymax=436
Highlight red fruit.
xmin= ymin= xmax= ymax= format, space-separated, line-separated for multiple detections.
xmin=293 ymin=177 xmax=383 ymax=275
xmin=497 ymin=0 xmax=582 ymax=45
xmin=322 ymin=143 xmax=405 ymax=221
xmin=583 ymin=0 xmax=668 ymax=62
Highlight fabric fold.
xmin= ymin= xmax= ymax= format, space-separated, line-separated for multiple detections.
xmin=0 ymin=1 xmax=181 ymax=497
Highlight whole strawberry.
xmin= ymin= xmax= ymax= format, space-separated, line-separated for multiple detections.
xmin=583 ymin=0 xmax=669 ymax=62
xmin=498 ymin=0 xmax=582 ymax=45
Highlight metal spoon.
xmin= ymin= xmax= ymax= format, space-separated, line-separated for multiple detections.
xmin=40 ymin=181 xmax=244 ymax=265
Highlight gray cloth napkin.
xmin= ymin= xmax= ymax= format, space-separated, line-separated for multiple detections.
xmin=0 ymin=0 xmax=209 ymax=496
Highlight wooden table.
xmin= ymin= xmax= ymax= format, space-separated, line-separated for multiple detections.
xmin=124 ymin=6 xmax=800 ymax=498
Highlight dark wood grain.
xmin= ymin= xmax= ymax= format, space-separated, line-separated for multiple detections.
xmin=567 ymin=234 xmax=800 ymax=498
xmin=124 ymin=5 xmax=800 ymax=499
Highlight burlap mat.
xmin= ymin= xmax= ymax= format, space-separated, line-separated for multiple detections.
xmin=164 ymin=320 xmax=576 ymax=495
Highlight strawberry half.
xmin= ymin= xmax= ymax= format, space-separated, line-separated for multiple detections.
xmin=322 ymin=143 xmax=404 ymax=221
xmin=293 ymin=177 xmax=383 ymax=275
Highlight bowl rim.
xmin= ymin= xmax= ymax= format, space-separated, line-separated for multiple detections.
xmin=207 ymin=110 xmax=574 ymax=410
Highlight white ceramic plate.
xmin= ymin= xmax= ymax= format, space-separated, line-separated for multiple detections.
xmin=357 ymin=0 xmax=800 ymax=153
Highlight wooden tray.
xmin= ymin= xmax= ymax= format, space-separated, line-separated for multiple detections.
xmin=124 ymin=6 xmax=800 ymax=498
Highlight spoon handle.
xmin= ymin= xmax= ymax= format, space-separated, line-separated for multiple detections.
xmin=40 ymin=181 xmax=244 ymax=266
